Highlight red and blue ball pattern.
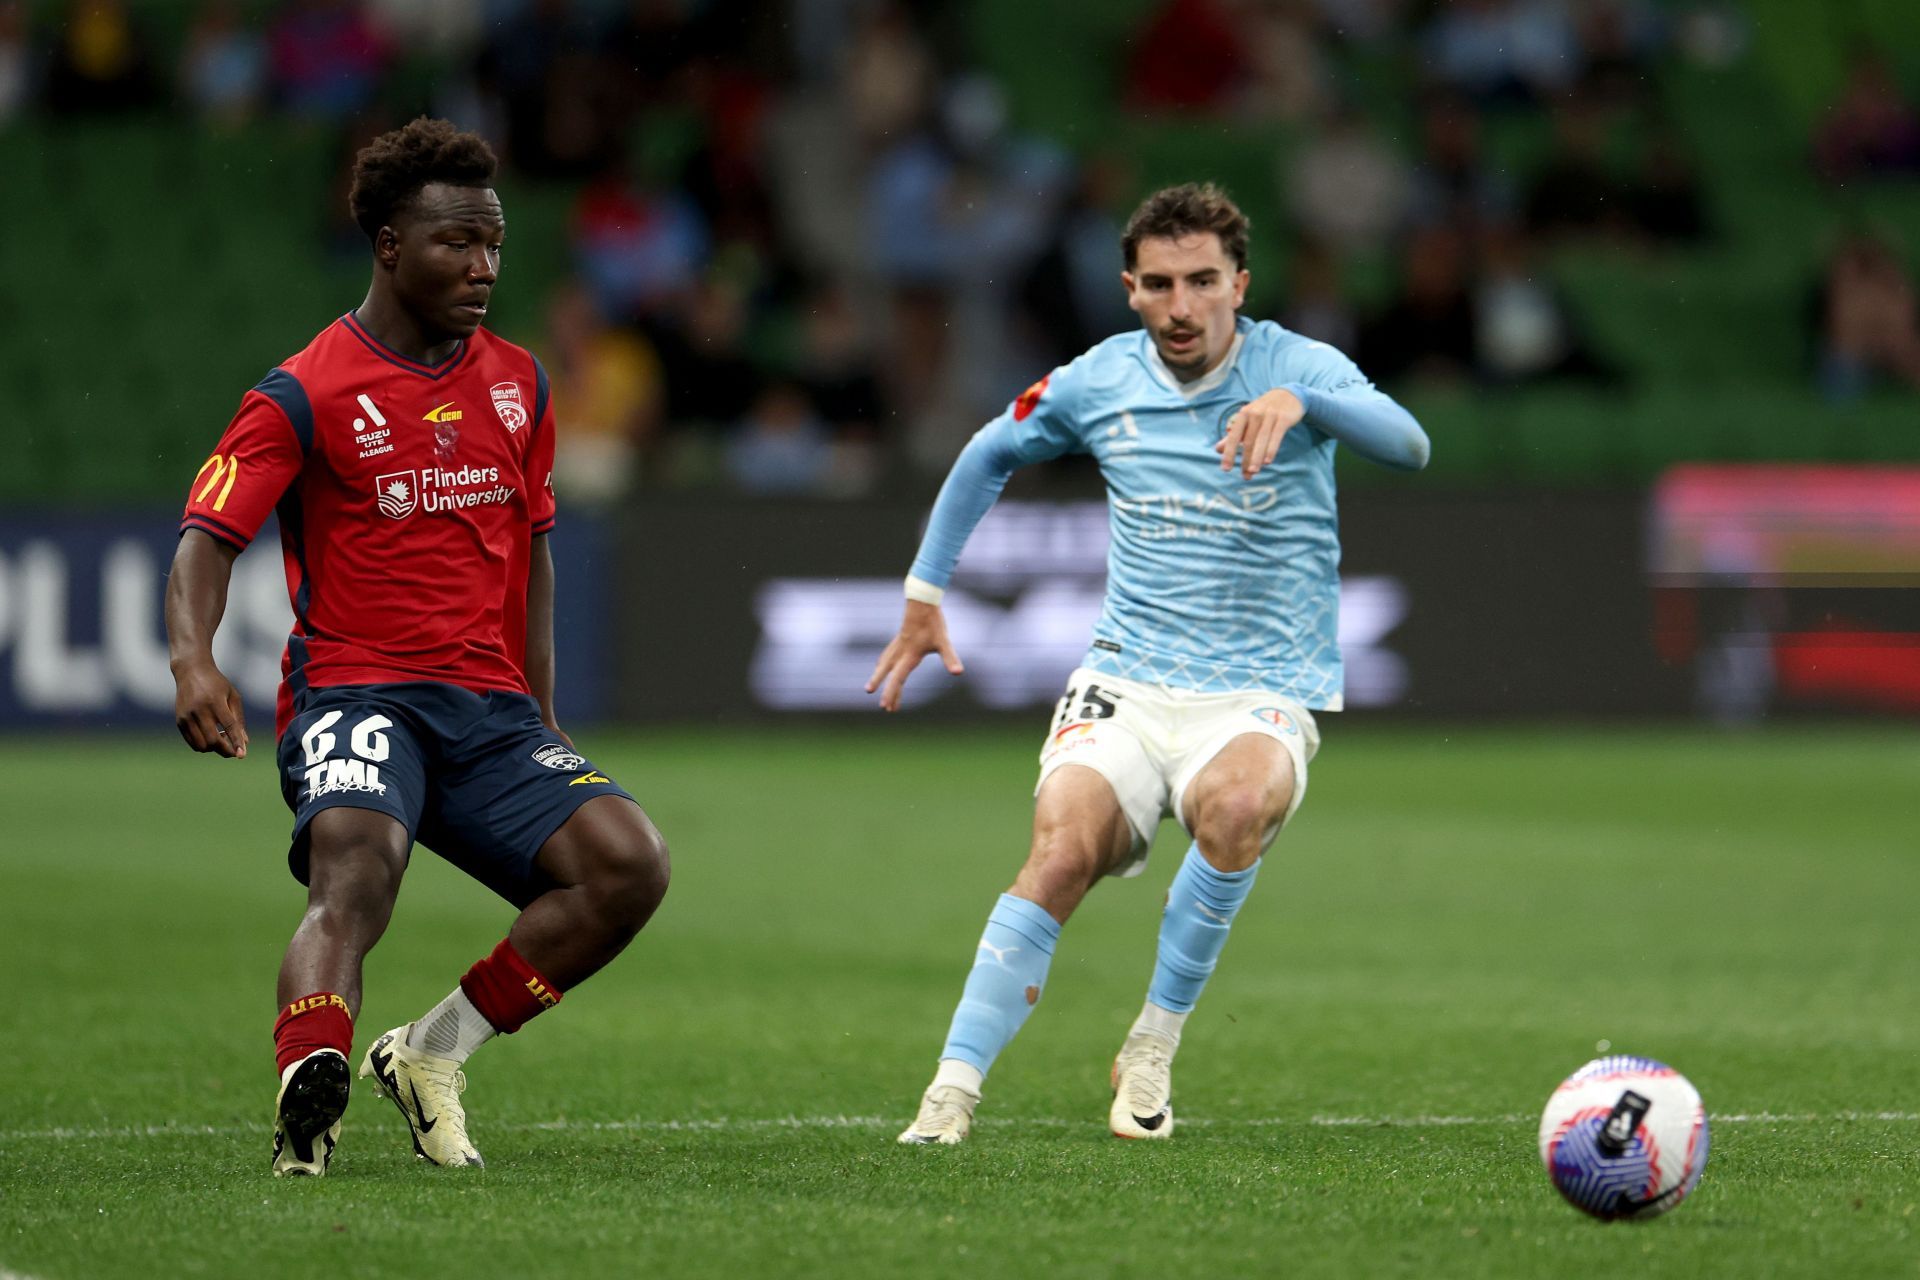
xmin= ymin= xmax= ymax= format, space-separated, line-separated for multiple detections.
xmin=1540 ymin=1055 xmax=1710 ymax=1222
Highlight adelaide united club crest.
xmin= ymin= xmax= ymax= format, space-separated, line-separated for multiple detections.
xmin=490 ymin=381 xmax=527 ymax=433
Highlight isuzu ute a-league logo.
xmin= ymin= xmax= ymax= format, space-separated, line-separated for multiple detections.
xmin=376 ymin=471 xmax=418 ymax=519
xmin=490 ymin=381 xmax=527 ymax=433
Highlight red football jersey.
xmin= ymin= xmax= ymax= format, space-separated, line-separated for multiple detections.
xmin=180 ymin=313 xmax=558 ymax=737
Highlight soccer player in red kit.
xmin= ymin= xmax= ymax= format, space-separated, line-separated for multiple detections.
xmin=165 ymin=119 xmax=669 ymax=1177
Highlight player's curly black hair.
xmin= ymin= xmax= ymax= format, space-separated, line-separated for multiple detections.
xmin=1121 ymin=183 xmax=1250 ymax=272
xmin=348 ymin=117 xmax=499 ymax=244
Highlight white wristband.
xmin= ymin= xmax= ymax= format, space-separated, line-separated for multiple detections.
xmin=904 ymin=575 xmax=946 ymax=606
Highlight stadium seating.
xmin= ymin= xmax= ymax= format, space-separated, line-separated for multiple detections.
xmin=5 ymin=1 xmax=1918 ymax=501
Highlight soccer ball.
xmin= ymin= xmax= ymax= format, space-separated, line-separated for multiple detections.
xmin=1538 ymin=1055 xmax=1710 ymax=1221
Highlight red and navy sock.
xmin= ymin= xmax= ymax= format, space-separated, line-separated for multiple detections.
xmin=459 ymin=937 xmax=564 ymax=1035
xmin=273 ymin=992 xmax=353 ymax=1077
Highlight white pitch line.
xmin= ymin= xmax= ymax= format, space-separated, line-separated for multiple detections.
xmin=1 ymin=1112 xmax=1914 ymax=1144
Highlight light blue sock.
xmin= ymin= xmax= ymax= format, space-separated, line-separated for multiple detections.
xmin=1147 ymin=843 xmax=1261 ymax=1014
xmin=937 ymin=894 xmax=1062 ymax=1077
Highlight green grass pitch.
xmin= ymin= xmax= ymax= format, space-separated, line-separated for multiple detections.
xmin=1 ymin=724 xmax=1915 ymax=1279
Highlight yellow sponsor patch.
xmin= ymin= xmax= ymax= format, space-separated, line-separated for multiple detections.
xmin=569 ymin=771 xmax=611 ymax=786
xmin=192 ymin=453 xmax=240 ymax=511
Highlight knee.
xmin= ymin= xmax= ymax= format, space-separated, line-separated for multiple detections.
xmin=305 ymin=829 xmax=406 ymax=922
xmin=1025 ymin=822 xmax=1106 ymax=896
xmin=1191 ymin=789 xmax=1279 ymax=870
xmin=587 ymin=815 xmax=671 ymax=927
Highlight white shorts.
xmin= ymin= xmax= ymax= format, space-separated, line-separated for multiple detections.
xmin=1034 ymin=667 xmax=1322 ymax=877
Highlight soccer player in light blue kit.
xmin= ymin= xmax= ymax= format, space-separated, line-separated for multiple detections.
xmin=868 ymin=184 xmax=1430 ymax=1144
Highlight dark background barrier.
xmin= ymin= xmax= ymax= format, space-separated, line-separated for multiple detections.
xmin=0 ymin=512 xmax=613 ymax=729
xmin=11 ymin=482 xmax=1912 ymax=730
xmin=610 ymin=488 xmax=1696 ymax=722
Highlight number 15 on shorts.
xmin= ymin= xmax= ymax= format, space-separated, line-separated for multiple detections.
xmin=1055 ymin=683 xmax=1120 ymax=728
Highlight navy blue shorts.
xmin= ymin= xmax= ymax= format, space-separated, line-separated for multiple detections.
xmin=276 ymin=682 xmax=635 ymax=908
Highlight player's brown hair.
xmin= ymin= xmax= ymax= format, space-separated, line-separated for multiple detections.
xmin=1121 ymin=183 xmax=1250 ymax=271
xmin=348 ymin=117 xmax=499 ymax=244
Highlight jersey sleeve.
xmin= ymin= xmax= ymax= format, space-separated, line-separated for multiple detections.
xmin=179 ymin=369 xmax=312 ymax=550
xmin=528 ymin=355 xmax=556 ymax=535
xmin=1266 ymin=331 xmax=1430 ymax=472
xmin=907 ymin=356 xmax=1090 ymax=588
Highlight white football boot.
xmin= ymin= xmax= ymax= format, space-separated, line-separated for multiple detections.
xmin=271 ymin=1048 xmax=351 ymax=1177
xmin=359 ymin=1024 xmax=484 ymax=1167
xmin=1109 ymin=1029 xmax=1177 ymax=1139
xmin=897 ymin=1084 xmax=980 ymax=1145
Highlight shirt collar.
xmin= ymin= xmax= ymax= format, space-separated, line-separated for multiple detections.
xmin=1142 ymin=323 xmax=1247 ymax=398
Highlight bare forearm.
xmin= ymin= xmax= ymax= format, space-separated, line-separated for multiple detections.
xmin=526 ymin=534 xmax=558 ymax=723
xmin=167 ymin=530 xmax=249 ymax=757
xmin=166 ymin=530 xmax=239 ymax=671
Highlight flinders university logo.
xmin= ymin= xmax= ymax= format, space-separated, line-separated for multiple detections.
xmin=375 ymin=471 xmax=418 ymax=519
xmin=490 ymin=381 xmax=527 ymax=433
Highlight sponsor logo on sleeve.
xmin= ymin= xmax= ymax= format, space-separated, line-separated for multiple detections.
xmin=192 ymin=453 xmax=241 ymax=511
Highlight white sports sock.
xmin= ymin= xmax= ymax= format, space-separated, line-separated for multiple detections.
xmin=932 ymin=1058 xmax=985 ymax=1097
xmin=406 ymin=987 xmax=497 ymax=1063
xmin=1130 ymin=1001 xmax=1189 ymax=1050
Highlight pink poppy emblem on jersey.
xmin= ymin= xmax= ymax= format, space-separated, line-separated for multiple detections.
xmin=490 ymin=381 xmax=527 ymax=433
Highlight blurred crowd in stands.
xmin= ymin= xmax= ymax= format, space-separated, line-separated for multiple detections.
xmin=3 ymin=0 xmax=1917 ymax=501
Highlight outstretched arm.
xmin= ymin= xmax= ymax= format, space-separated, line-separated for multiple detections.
xmin=866 ymin=417 xmax=1043 ymax=711
xmin=166 ymin=529 xmax=248 ymax=758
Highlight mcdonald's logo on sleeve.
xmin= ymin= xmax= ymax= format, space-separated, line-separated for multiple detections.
xmin=192 ymin=453 xmax=241 ymax=512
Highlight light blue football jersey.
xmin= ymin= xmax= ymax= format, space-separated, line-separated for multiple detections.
xmin=909 ymin=316 xmax=1428 ymax=709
